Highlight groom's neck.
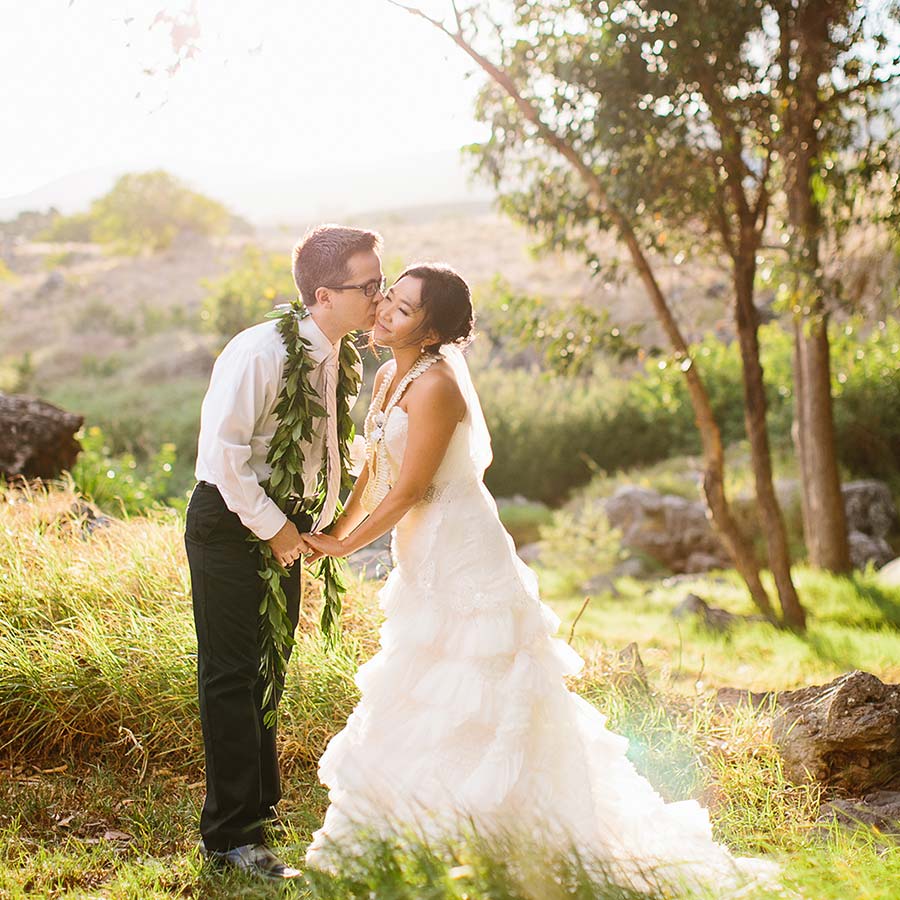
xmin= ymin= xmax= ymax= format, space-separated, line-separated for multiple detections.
xmin=308 ymin=304 xmax=344 ymax=345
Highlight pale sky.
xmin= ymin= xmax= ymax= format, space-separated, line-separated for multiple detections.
xmin=2 ymin=0 xmax=487 ymax=201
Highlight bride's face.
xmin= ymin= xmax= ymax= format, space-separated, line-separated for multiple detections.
xmin=373 ymin=276 xmax=436 ymax=349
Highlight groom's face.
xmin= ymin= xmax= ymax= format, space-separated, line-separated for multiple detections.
xmin=334 ymin=249 xmax=383 ymax=331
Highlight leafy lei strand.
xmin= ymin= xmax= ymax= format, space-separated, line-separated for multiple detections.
xmin=251 ymin=300 xmax=362 ymax=728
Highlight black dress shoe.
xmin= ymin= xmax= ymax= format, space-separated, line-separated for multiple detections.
xmin=201 ymin=842 xmax=302 ymax=880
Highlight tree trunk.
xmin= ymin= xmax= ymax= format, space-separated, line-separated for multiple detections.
xmin=794 ymin=313 xmax=852 ymax=570
xmin=616 ymin=231 xmax=777 ymax=622
xmin=782 ymin=0 xmax=852 ymax=573
xmin=791 ymin=318 xmax=814 ymax=548
xmin=734 ymin=259 xmax=806 ymax=628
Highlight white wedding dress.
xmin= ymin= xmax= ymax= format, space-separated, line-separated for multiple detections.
xmin=305 ymin=348 xmax=781 ymax=896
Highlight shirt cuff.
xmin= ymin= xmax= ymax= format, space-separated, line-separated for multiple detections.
xmin=252 ymin=504 xmax=289 ymax=542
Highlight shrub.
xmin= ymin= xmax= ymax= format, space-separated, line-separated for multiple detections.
xmin=200 ymin=245 xmax=295 ymax=338
xmin=39 ymin=210 xmax=92 ymax=242
xmin=475 ymin=367 xmax=619 ymax=503
xmin=0 ymin=258 xmax=15 ymax=282
xmin=476 ymin=317 xmax=900 ymax=504
xmin=41 ymin=171 xmax=231 ymax=254
xmin=68 ymin=426 xmax=177 ymax=515
xmin=538 ymin=499 xmax=625 ymax=592
xmin=474 ymin=277 xmax=642 ymax=375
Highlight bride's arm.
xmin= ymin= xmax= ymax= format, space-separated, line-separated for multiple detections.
xmin=305 ymin=369 xmax=465 ymax=558
xmin=328 ymin=464 xmax=370 ymax=541
xmin=324 ymin=362 xmax=391 ymax=543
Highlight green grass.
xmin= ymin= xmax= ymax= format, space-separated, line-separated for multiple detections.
xmin=2 ymin=485 xmax=900 ymax=898
xmin=545 ymin=566 xmax=900 ymax=692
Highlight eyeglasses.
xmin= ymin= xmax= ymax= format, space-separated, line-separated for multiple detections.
xmin=324 ymin=276 xmax=386 ymax=299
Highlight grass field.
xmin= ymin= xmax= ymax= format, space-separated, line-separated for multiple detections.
xmin=2 ymin=485 xmax=899 ymax=899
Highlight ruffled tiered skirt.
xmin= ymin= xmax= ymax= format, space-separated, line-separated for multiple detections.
xmin=306 ymin=485 xmax=780 ymax=896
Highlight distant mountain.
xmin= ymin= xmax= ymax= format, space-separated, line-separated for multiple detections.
xmin=0 ymin=150 xmax=496 ymax=226
xmin=0 ymin=168 xmax=124 ymax=220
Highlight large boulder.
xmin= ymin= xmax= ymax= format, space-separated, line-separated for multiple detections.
xmin=672 ymin=593 xmax=768 ymax=633
xmin=848 ymin=531 xmax=895 ymax=570
xmin=772 ymin=671 xmax=900 ymax=794
xmin=604 ymin=487 xmax=729 ymax=573
xmin=817 ymin=790 xmax=900 ymax=836
xmin=0 ymin=392 xmax=83 ymax=479
xmin=842 ymin=480 xmax=898 ymax=569
xmin=843 ymin=480 xmax=899 ymax=539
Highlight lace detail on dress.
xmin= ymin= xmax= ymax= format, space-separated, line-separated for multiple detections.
xmin=361 ymin=354 xmax=441 ymax=513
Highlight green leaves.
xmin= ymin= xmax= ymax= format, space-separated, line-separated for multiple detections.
xmin=249 ymin=303 xmax=364 ymax=727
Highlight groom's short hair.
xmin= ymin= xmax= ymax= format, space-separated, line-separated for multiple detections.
xmin=292 ymin=225 xmax=383 ymax=307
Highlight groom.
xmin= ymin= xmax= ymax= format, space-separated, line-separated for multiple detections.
xmin=184 ymin=224 xmax=383 ymax=879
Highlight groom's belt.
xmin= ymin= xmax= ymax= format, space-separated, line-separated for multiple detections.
xmin=198 ymin=480 xmax=304 ymax=507
xmin=195 ymin=481 xmax=312 ymax=528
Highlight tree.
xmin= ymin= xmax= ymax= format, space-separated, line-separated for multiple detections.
xmin=389 ymin=0 xmax=787 ymax=623
xmin=771 ymin=0 xmax=900 ymax=571
xmin=44 ymin=170 xmax=232 ymax=253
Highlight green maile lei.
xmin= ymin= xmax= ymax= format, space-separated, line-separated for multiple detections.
xmin=252 ymin=300 xmax=361 ymax=727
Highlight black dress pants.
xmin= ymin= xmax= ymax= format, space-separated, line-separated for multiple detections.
xmin=184 ymin=481 xmax=311 ymax=851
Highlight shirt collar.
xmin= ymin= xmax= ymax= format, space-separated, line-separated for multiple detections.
xmin=298 ymin=313 xmax=340 ymax=366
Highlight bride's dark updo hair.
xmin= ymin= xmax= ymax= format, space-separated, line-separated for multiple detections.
xmin=398 ymin=263 xmax=475 ymax=353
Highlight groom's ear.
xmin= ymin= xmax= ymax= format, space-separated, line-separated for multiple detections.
xmin=315 ymin=286 xmax=332 ymax=307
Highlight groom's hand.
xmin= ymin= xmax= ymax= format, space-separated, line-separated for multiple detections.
xmin=267 ymin=520 xmax=310 ymax=567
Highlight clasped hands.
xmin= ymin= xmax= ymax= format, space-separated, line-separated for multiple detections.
xmin=266 ymin=519 xmax=346 ymax=568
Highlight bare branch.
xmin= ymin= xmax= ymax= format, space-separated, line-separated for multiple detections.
xmin=711 ymin=173 xmax=737 ymax=260
xmin=752 ymin=151 xmax=773 ymax=236
xmin=451 ymin=0 xmax=463 ymax=34
xmin=385 ymin=0 xmax=447 ymax=32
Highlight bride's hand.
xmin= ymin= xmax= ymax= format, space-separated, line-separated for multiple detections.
xmin=303 ymin=532 xmax=347 ymax=559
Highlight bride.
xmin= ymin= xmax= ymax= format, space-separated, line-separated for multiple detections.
xmin=302 ymin=263 xmax=781 ymax=896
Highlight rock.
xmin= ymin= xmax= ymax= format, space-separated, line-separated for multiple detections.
xmin=0 ymin=392 xmax=83 ymax=479
xmin=843 ymin=480 xmax=899 ymax=540
xmin=613 ymin=556 xmax=655 ymax=580
xmin=516 ymin=542 xmax=542 ymax=565
xmin=715 ymin=687 xmax=775 ymax=710
xmin=37 ymin=270 xmax=65 ymax=297
xmin=684 ymin=551 xmax=726 ymax=574
xmin=672 ymin=593 xmax=742 ymax=632
xmin=877 ymin=558 xmax=900 ymax=588
xmin=817 ymin=790 xmax=900 ymax=836
xmin=59 ymin=500 xmax=114 ymax=536
xmin=495 ymin=494 xmax=532 ymax=509
xmin=580 ymin=573 xmax=620 ymax=598
xmin=604 ymin=486 xmax=729 ymax=574
xmin=613 ymin=642 xmax=648 ymax=689
xmin=848 ymin=530 xmax=895 ymax=570
xmin=598 ymin=642 xmax=649 ymax=692
xmin=346 ymin=533 xmax=392 ymax=579
xmin=772 ymin=671 xmax=900 ymax=794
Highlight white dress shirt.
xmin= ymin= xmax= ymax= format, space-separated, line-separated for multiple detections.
xmin=194 ymin=315 xmax=360 ymax=541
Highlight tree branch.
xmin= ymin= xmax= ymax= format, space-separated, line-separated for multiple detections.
xmin=753 ymin=150 xmax=773 ymax=236
xmin=385 ymin=0 xmax=446 ymax=31
xmin=451 ymin=0 xmax=463 ymax=34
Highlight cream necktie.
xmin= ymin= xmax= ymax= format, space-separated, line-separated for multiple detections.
xmin=313 ymin=349 xmax=341 ymax=532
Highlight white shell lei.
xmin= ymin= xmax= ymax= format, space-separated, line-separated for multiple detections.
xmin=361 ymin=353 xmax=440 ymax=513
